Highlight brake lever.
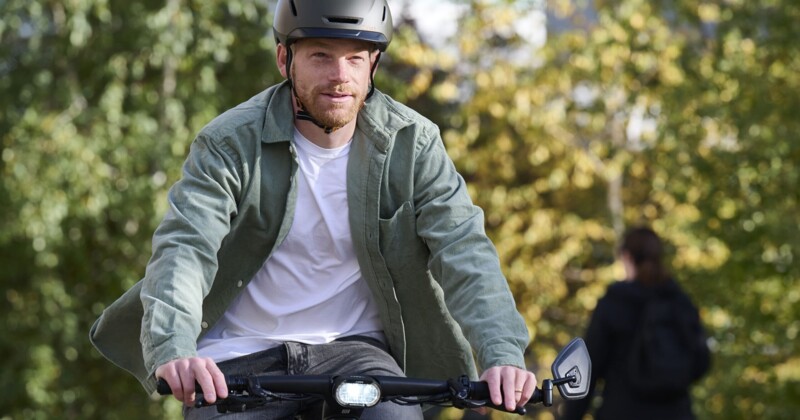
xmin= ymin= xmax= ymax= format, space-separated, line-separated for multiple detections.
xmin=448 ymin=376 xmax=528 ymax=415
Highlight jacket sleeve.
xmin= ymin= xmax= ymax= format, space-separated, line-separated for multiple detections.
xmin=139 ymin=134 xmax=242 ymax=378
xmin=411 ymin=123 xmax=529 ymax=371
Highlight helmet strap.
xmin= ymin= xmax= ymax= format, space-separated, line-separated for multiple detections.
xmin=366 ymin=51 xmax=381 ymax=100
xmin=295 ymin=104 xmax=337 ymax=134
xmin=285 ymin=46 xmax=337 ymax=134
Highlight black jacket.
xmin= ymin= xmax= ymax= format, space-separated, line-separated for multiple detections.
xmin=560 ymin=279 xmax=710 ymax=420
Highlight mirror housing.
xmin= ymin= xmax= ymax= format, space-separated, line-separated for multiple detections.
xmin=551 ymin=337 xmax=592 ymax=400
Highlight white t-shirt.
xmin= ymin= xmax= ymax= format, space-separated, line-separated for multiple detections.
xmin=197 ymin=129 xmax=384 ymax=362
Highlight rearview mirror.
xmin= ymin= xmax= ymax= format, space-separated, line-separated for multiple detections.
xmin=551 ymin=337 xmax=591 ymax=400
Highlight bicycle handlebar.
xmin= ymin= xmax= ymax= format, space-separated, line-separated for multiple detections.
xmin=155 ymin=338 xmax=590 ymax=417
xmin=157 ymin=373 xmax=549 ymax=416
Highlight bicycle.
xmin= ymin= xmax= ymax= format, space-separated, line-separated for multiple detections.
xmin=157 ymin=337 xmax=591 ymax=419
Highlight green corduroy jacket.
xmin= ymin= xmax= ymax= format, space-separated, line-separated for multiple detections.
xmin=90 ymin=82 xmax=530 ymax=394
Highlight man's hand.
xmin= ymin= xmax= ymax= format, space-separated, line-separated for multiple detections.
xmin=479 ymin=365 xmax=537 ymax=412
xmin=155 ymin=357 xmax=228 ymax=406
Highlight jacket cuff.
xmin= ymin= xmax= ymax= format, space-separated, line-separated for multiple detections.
xmin=142 ymin=336 xmax=199 ymax=379
xmin=477 ymin=340 xmax=528 ymax=371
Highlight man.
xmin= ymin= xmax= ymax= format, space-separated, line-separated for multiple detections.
xmin=90 ymin=0 xmax=535 ymax=418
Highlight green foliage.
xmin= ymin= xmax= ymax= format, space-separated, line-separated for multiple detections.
xmin=426 ymin=0 xmax=800 ymax=418
xmin=2 ymin=0 xmax=798 ymax=419
xmin=1 ymin=0 xmax=278 ymax=418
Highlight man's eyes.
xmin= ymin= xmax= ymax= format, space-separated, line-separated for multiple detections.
xmin=309 ymin=52 xmax=368 ymax=62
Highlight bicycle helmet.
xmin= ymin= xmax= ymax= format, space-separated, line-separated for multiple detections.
xmin=273 ymin=0 xmax=393 ymax=51
xmin=273 ymin=0 xmax=394 ymax=132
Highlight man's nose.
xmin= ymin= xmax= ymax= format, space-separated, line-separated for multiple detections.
xmin=328 ymin=58 xmax=349 ymax=83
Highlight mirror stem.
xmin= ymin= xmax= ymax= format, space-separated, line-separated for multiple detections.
xmin=552 ymin=376 xmax=577 ymax=386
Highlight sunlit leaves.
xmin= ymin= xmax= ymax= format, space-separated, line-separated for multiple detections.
xmin=410 ymin=1 xmax=800 ymax=418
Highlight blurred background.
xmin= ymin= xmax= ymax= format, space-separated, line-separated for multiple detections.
xmin=1 ymin=0 xmax=798 ymax=418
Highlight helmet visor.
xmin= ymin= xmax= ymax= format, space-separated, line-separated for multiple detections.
xmin=285 ymin=27 xmax=389 ymax=51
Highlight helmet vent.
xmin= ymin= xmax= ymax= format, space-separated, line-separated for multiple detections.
xmin=382 ymin=6 xmax=387 ymax=22
xmin=324 ymin=16 xmax=362 ymax=25
xmin=289 ymin=0 xmax=298 ymax=16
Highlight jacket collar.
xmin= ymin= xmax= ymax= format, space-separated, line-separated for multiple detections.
xmin=260 ymin=81 xmax=296 ymax=145
xmin=357 ymin=89 xmax=414 ymax=153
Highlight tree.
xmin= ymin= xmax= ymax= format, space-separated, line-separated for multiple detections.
xmin=1 ymin=0 xmax=279 ymax=418
xmin=429 ymin=0 xmax=800 ymax=418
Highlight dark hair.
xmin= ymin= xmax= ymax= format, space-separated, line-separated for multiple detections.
xmin=619 ymin=226 xmax=668 ymax=286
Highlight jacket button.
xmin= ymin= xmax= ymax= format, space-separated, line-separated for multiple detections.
xmin=237 ymin=280 xmax=243 ymax=287
xmin=201 ymin=321 xmax=209 ymax=329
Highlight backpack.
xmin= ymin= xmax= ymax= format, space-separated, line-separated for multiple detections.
xmin=627 ymin=288 xmax=705 ymax=401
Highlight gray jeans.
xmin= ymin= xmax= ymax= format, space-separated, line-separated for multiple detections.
xmin=184 ymin=337 xmax=423 ymax=419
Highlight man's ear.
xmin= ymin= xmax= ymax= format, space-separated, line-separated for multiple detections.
xmin=277 ymin=44 xmax=288 ymax=78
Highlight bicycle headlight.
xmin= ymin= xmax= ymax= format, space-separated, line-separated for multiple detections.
xmin=333 ymin=376 xmax=381 ymax=408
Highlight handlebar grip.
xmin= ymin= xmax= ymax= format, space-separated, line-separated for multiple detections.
xmin=467 ymin=381 xmax=543 ymax=413
xmin=156 ymin=378 xmax=173 ymax=395
xmin=155 ymin=378 xmax=207 ymax=395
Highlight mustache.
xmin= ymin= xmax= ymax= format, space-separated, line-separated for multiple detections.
xmin=313 ymin=85 xmax=356 ymax=96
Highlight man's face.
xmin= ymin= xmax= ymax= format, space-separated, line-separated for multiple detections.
xmin=282 ymin=38 xmax=378 ymax=130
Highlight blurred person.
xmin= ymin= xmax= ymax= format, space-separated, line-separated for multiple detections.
xmin=560 ymin=226 xmax=710 ymax=420
xmin=90 ymin=0 xmax=536 ymax=418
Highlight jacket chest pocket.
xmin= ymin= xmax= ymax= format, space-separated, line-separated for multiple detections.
xmin=378 ymin=201 xmax=427 ymax=262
